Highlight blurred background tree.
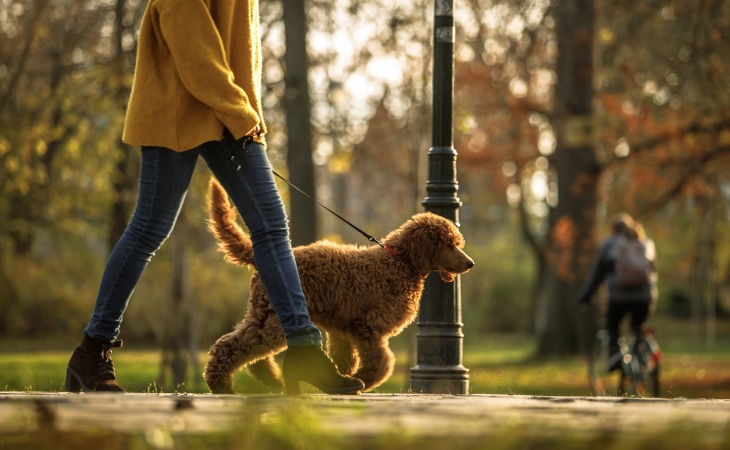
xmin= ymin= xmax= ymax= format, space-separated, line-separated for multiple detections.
xmin=1 ymin=0 xmax=729 ymax=377
xmin=594 ymin=0 xmax=730 ymax=346
xmin=1 ymin=0 xmax=133 ymax=336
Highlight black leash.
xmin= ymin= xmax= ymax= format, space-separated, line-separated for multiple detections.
xmin=272 ymin=170 xmax=397 ymax=256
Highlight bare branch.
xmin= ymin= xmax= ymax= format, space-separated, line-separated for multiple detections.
xmin=0 ymin=2 xmax=47 ymax=114
xmin=638 ymin=143 xmax=730 ymax=216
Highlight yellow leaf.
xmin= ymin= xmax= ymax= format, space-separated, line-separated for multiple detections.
xmin=35 ymin=140 xmax=47 ymax=156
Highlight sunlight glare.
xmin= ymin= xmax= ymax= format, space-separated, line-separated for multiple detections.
xmin=366 ymin=56 xmax=404 ymax=86
xmin=531 ymin=170 xmax=548 ymax=200
xmin=535 ymin=156 xmax=549 ymax=171
xmin=506 ymin=184 xmax=522 ymax=207
xmin=614 ymin=138 xmax=630 ymax=158
xmin=509 ymin=78 xmax=528 ymax=98
xmin=501 ymin=161 xmax=517 ymax=178
xmin=538 ymin=131 xmax=556 ymax=155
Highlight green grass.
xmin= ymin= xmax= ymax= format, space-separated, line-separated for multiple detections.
xmin=1 ymin=316 xmax=728 ymax=398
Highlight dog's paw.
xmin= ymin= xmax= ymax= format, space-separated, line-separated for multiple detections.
xmin=207 ymin=382 xmax=236 ymax=395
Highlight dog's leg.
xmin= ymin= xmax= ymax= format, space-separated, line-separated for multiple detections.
xmin=325 ymin=332 xmax=359 ymax=376
xmin=247 ymin=356 xmax=284 ymax=388
xmin=204 ymin=328 xmax=247 ymax=394
xmin=204 ymin=313 xmax=286 ymax=394
xmin=352 ymin=336 xmax=395 ymax=391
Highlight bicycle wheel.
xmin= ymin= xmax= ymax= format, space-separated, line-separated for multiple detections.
xmin=620 ymin=351 xmax=641 ymax=396
xmin=621 ymin=332 xmax=661 ymax=397
xmin=588 ymin=330 xmax=614 ymax=396
xmin=635 ymin=332 xmax=661 ymax=397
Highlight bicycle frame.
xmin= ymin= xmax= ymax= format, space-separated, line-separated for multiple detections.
xmin=587 ymin=305 xmax=661 ymax=397
xmin=617 ymin=329 xmax=661 ymax=397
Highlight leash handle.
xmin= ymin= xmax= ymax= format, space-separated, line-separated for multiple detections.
xmin=272 ymin=170 xmax=391 ymax=252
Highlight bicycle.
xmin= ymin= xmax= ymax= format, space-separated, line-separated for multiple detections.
xmin=587 ymin=306 xmax=662 ymax=397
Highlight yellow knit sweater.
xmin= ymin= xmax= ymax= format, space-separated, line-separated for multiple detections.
xmin=123 ymin=0 xmax=266 ymax=151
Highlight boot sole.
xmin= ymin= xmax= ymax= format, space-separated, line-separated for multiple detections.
xmin=64 ymin=368 xmax=125 ymax=393
xmin=284 ymin=376 xmax=364 ymax=395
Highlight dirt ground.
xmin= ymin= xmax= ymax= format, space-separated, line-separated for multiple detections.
xmin=1 ymin=392 xmax=729 ymax=448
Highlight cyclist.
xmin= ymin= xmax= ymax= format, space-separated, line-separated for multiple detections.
xmin=576 ymin=213 xmax=657 ymax=372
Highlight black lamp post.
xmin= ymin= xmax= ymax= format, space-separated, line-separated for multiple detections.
xmin=409 ymin=0 xmax=469 ymax=394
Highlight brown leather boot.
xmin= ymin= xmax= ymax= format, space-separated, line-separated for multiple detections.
xmin=65 ymin=334 xmax=125 ymax=393
xmin=283 ymin=345 xmax=364 ymax=395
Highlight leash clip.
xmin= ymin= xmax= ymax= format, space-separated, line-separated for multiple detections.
xmin=368 ymin=237 xmax=398 ymax=257
xmin=229 ymin=154 xmax=241 ymax=172
xmin=226 ymin=135 xmax=254 ymax=172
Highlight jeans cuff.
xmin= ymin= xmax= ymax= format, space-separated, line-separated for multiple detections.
xmin=286 ymin=327 xmax=323 ymax=347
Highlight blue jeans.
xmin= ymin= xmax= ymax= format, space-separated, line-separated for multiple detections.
xmin=84 ymin=138 xmax=322 ymax=346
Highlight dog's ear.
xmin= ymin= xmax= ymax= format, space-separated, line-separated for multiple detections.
xmin=384 ymin=217 xmax=438 ymax=276
xmin=405 ymin=225 xmax=438 ymax=276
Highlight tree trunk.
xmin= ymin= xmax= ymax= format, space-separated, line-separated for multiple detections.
xmin=0 ymin=249 xmax=19 ymax=336
xmin=535 ymin=0 xmax=599 ymax=357
xmin=692 ymin=178 xmax=718 ymax=348
xmin=108 ymin=0 xmax=139 ymax=251
xmin=283 ymin=0 xmax=317 ymax=245
xmin=160 ymin=213 xmax=192 ymax=389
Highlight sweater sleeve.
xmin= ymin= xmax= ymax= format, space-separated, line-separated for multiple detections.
xmin=158 ymin=0 xmax=260 ymax=138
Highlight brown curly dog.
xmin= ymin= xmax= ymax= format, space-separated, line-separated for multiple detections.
xmin=203 ymin=178 xmax=474 ymax=393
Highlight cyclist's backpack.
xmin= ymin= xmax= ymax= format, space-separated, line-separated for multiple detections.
xmin=610 ymin=235 xmax=651 ymax=289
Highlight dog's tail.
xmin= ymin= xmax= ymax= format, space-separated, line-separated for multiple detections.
xmin=207 ymin=178 xmax=256 ymax=267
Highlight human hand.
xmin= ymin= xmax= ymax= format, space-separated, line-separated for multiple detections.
xmin=248 ymin=124 xmax=261 ymax=137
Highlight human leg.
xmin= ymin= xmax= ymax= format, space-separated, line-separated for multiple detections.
xmin=605 ymin=302 xmax=626 ymax=372
xmin=202 ymin=138 xmax=363 ymax=394
xmin=628 ymin=301 xmax=651 ymax=340
xmin=66 ymin=146 xmax=199 ymax=392
xmin=85 ymin=146 xmax=199 ymax=340
xmin=201 ymin=139 xmax=315 ymax=341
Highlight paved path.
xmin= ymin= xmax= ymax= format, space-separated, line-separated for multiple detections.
xmin=1 ymin=392 xmax=729 ymax=447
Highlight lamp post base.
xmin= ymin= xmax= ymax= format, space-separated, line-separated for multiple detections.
xmin=410 ymin=365 xmax=469 ymax=395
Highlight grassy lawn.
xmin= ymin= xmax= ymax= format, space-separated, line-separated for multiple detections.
xmin=1 ymin=316 xmax=728 ymax=398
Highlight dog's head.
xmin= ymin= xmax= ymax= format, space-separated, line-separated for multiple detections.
xmin=383 ymin=212 xmax=474 ymax=281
